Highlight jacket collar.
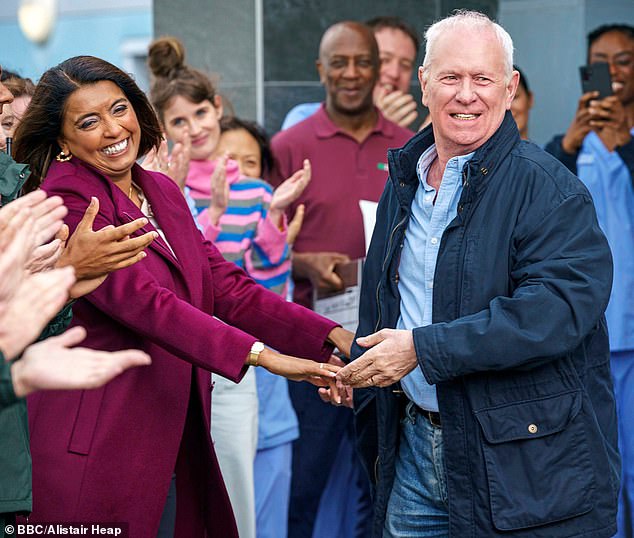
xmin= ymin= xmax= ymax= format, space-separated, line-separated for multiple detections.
xmin=388 ymin=111 xmax=521 ymax=207
xmin=313 ymin=103 xmax=397 ymax=140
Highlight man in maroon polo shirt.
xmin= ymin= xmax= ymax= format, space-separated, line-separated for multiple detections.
xmin=270 ymin=21 xmax=411 ymax=538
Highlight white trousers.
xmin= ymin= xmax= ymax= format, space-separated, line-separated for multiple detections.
xmin=211 ymin=367 xmax=259 ymax=538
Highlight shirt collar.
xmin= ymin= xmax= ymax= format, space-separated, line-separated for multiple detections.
xmin=416 ymin=144 xmax=476 ymax=190
xmin=313 ymin=102 xmax=396 ymax=139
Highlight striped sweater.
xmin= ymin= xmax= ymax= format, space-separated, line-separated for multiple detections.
xmin=187 ymin=158 xmax=290 ymax=295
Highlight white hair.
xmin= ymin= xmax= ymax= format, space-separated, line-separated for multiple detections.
xmin=421 ymin=10 xmax=514 ymax=82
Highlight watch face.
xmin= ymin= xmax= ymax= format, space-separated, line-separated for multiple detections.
xmin=252 ymin=342 xmax=265 ymax=353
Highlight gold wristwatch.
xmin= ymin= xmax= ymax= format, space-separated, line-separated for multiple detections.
xmin=248 ymin=341 xmax=265 ymax=367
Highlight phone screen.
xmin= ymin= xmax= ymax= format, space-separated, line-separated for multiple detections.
xmin=579 ymin=62 xmax=613 ymax=99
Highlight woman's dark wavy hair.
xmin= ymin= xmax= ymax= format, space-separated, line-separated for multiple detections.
xmin=14 ymin=55 xmax=162 ymax=192
xmin=220 ymin=116 xmax=274 ymax=178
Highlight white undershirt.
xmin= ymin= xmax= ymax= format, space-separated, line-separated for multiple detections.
xmin=136 ymin=186 xmax=176 ymax=258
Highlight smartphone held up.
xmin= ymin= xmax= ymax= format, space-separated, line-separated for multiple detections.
xmin=579 ymin=62 xmax=613 ymax=99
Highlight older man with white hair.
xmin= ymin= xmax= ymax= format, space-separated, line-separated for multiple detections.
xmin=330 ymin=10 xmax=619 ymax=538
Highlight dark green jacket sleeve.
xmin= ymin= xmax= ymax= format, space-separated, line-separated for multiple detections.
xmin=0 ymin=352 xmax=18 ymax=408
xmin=0 ymin=152 xmax=29 ymax=205
xmin=39 ymin=303 xmax=74 ymax=341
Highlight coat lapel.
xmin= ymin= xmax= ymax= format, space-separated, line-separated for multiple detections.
xmin=77 ymin=161 xmax=183 ymax=270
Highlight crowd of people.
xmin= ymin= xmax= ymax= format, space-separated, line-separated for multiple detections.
xmin=0 ymin=8 xmax=632 ymax=538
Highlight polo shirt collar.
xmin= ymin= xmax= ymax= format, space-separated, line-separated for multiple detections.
xmin=313 ymin=102 xmax=395 ymax=139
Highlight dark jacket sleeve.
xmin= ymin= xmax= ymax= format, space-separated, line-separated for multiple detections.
xmin=544 ymin=135 xmax=579 ymax=175
xmin=0 ymin=353 xmax=18 ymax=408
xmin=415 ymin=193 xmax=613 ymax=384
xmin=0 ymin=153 xmax=30 ymax=205
xmin=38 ymin=303 xmax=73 ymax=341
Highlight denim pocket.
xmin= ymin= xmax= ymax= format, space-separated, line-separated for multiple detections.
xmin=474 ymin=390 xmax=595 ymax=531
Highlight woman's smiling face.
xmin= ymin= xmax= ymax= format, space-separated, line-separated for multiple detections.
xmin=58 ymin=80 xmax=141 ymax=184
xmin=162 ymin=95 xmax=223 ymax=161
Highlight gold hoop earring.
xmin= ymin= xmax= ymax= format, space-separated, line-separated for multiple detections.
xmin=56 ymin=151 xmax=72 ymax=162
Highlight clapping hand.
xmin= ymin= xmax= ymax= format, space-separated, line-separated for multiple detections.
xmin=0 ymin=200 xmax=37 ymax=302
xmin=0 ymin=266 xmax=76 ymax=361
xmin=142 ymin=132 xmax=191 ymax=190
xmin=10 ymin=326 xmax=152 ymax=397
xmin=375 ymin=86 xmax=418 ymax=128
xmin=208 ymin=153 xmax=230 ymax=226
xmin=270 ymin=159 xmax=311 ymax=213
xmin=287 ymin=204 xmax=305 ymax=245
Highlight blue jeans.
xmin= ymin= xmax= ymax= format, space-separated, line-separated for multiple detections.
xmin=383 ymin=401 xmax=449 ymax=538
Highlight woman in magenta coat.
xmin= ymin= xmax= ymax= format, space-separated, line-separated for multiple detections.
xmin=13 ymin=56 xmax=351 ymax=538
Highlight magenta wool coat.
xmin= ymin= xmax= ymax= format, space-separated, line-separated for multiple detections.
xmin=27 ymin=160 xmax=337 ymax=538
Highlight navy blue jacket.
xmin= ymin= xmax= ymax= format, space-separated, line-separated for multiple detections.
xmin=352 ymin=112 xmax=619 ymax=537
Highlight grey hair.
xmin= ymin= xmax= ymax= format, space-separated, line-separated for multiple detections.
xmin=421 ymin=10 xmax=514 ymax=82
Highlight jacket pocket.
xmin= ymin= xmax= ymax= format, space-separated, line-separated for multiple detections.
xmin=474 ymin=390 xmax=595 ymax=531
xmin=67 ymin=388 xmax=106 ymax=455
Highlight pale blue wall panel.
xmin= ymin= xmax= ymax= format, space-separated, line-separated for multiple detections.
xmin=0 ymin=11 xmax=151 ymax=84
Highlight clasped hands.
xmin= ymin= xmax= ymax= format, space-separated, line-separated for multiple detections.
xmin=318 ymin=328 xmax=419 ymax=408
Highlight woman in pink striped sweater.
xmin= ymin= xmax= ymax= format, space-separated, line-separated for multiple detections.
xmin=148 ymin=36 xmax=310 ymax=538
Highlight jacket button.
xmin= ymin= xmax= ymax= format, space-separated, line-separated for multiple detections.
xmin=528 ymin=423 xmax=538 ymax=434
xmin=400 ymin=182 xmax=405 ymax=187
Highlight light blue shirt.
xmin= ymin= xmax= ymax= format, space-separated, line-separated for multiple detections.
xmin=577 ymin=127 xmax=634 ymax=352
xmin=184 ymin=186 xmax=204 ymax=233
xmin=281 ymin=102 xmax=320 ymax=130
xmin=398 ymin=145 xmax=475 ymax=412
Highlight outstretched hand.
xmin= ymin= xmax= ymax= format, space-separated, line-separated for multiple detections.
xmin=57 ymin=197 xmax=157 ymax=285
xmin=257 ymin=347 xmax=343 ymax=399
xmin=336 ymin=329 xmax=418 ymax=388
